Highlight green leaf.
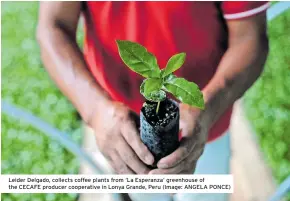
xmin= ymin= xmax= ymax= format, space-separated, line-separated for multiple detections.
xmin=162 ymin=53 xmax=186 ymax=77
xmin=140 ymin=80 xmax=146 ymax=96
xmin=163 ymin=73 xmax=177 ymax=82
xmin=144 ymin=78 xmax=163 ymax=94
xmin=116 ymin=40 xmax=160 ymax=78
xmin=145 ymin=90 xmax=166 ymax=102
xmin=140 ymin=79 xmax=166 ymax=102
xmin=164 ymin=77 xmax=204 ymax=109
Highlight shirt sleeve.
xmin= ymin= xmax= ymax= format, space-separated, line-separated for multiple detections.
xmin=221 ymin=1 xmax=270 ymax=20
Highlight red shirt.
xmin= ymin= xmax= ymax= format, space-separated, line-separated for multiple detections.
xmin=82 ymin=1 xmax=269 ymax=142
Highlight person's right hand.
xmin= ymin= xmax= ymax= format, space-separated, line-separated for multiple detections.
xmin=90 ymin=101 xmax=154 ymax=174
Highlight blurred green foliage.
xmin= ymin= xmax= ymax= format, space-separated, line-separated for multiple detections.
xmin=1 ymin=1 xmax=290 ymax=201
xmin=2 ymin=2 xmax=84 ymax=201
xmin=1 ymin=193 xmax=78 ymax=201
xmin=271 ymin=1 xmax=280 ymax=5
xmin=244 ymin=9 xmax=290 ymax=198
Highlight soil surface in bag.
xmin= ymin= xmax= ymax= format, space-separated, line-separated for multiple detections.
xmin=140 ymin=99 xmax=180 ymax=167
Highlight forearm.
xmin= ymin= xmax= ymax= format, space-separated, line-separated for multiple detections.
xmin=37 ymin=26 xmax=111 ymax=126
xmin=202 ymin=36 xmax=269 ymax=128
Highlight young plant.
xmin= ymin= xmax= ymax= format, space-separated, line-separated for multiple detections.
xmin=116 ymin=40 xmax=205 ymax=114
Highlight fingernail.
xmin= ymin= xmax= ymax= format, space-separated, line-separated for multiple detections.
xmin=145 ymin=155 xmax=154 ymax=165
xmin=149 ymin=170 xmax=159 ymax=175
xmin=158 ymin=163 xmax=168 ymax=168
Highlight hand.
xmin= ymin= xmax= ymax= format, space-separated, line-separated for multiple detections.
xmin=149 ymin=103 xmax=208 ymax=174
xmin=90 ymin=101 xmax=154 ymax=174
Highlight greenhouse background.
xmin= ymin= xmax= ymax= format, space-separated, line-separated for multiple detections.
xmin=1 ymin=2 xmax=290 ymax=201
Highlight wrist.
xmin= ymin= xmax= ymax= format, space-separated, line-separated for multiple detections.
xmin=87 ymin=96 xmax=114 ymax=128
xmin=201 ymin=83 xmax=231 ymax=128
xmin=87 ymin=98 xmax=132 ymax=128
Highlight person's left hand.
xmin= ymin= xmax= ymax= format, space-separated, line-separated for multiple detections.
xmin=149 ymin=103 xmax=209 ymax=174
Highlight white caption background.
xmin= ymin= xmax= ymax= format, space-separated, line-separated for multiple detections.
xmin=0 ymin=175 xmax=233 ymax=193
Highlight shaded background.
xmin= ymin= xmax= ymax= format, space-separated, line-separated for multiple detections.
xmin=1 ymin=2 xmax=290 ymax=201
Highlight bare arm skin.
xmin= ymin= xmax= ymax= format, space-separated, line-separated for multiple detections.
xmin=37 ymin=2 xmax=107 ymax=125
xmin=37 ymin=2 xmax=154 ymax=174
xmin=150 ymin=13 xmax=269 ymax=174
xmin=202 ymin=13 xmax=269 ymax=128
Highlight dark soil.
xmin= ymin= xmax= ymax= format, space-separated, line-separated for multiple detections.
xmin=142 ymin=99 xmax=178 ymax=128
xmin=140 ymin=98 xmax=180 ymax=167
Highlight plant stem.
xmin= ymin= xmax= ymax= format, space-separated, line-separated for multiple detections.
xmin=156 ymin=101 xmax=160 ymax=114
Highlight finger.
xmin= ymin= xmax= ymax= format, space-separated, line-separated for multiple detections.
xmin=193 ymin=145 xmax=205 ymax=160
xmin=149 ymin=160 xmax=186 ymax=174
xmin=121 ymin=120 xmax=154 ymax=165
xmin=188 ymin=142 xmax=205 ymax=162
xmin=116 ymin=136 xmax=150 ymax=174
xmin=180 ymin=161 xmax=197 ymax=174
xmin=157 ymin=137 xmax=195 ymax=168
xmin=129 ymin=111 xmax=140 ymax=128
xmin=109 ymin=150 xmax=135 ymax=174
xmin=192 ymin=161 xmax=198 ymax=174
